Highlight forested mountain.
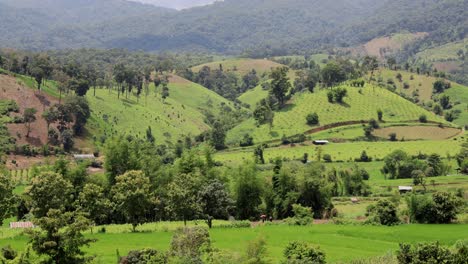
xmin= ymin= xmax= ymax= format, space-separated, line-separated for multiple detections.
xmin=0 ymin=0 xmax=465 ymax=55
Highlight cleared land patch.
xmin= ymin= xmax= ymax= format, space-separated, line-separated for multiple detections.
xmin=192 ymin=58 xmax=285 ymax=76
xmin=373 ymin=125 xmax=461 ymax=140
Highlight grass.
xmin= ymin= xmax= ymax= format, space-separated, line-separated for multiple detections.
xmin=237 ymin=84 xmax=269 ymax=108
xmin=416 ymin=38 xmax=467 ymax=62
xmin=378 ymin=69 xmax=468 ymax=126
xmin=192 ymin=58 xmax=285 ymax=77
xmin=227 ymin=84 xmax=446 ymax=145
xmin=1 ymin=224 xmax=467 ymax=264
xmin=216 ymin=137 xmax=463 ymax=165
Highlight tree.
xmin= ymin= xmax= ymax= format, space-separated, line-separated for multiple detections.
xmin=170 ymin=227 xmax=211 ymax=263
xmin=167 ymin=173 xmax=202 ymax=226
xmin=0 ymin=174 xmax=15 ymax=226
xmin=270 ymin=67 xmax=291 ymax=107
xmin=389 ymin=132 xmax=398 ymax=142
xmin=30 ymin=67 xmax=45 ymax=91
xmin=363 ymin=56 xmax=378 ymax=78
xmin=210 ymin=121 xmax=226 ymax=150
xmin=254 ymin=144 xmax=265 ymax=164
xmin=306 ymin=113 xmax=319 ymax=126
xmin=77 ymin=183 xmax=111 ymax=225
xmin=27 ymin=209 xmax=95 ymax=264
xmin=235 ymin=163 xmax=263 ymax=220
xmin=61 ymin=129 xmax=74 ymax=152
xmin=439 ymin=94 xmax=451 ymax=109
xmin=431 ymin=192 xmax=462 ymax=223
xmin=419 ymin=114 xmax=427 ymax=123
xmin=64 ymin=95 xmax=91 ymax=136
xmin=283 ymin=241 xmax=326 ymax=264
xmin=111 ymin=170 xmax=153 ymax=232
xmin=198 ymin=180 xmax=233 ymax=228
xmin=42 ymin=108 xmax=58 ymax=132
xmin=146 ymin=126 xmax=155 ymax=144
xmin=23 ymin=108 xmax=37 ymax=138
xmin=433 ymin=79 xmax=450 ymax=93
xmin=397 ymin=242 xmax=465 ymax=264
xmin=68 ymin=79 xmax=90 ymax=97
xmin=367 ymin=199 xmax=399 ymax=226
xmin=298 ymin=164 xmax=333 ymax=218
xmin=377 ymin=109 xmax=383 ymax=121
xmin=412 ymin=170 xmax=427 ymax=191
xmin=104 ymin=136 xmax=140 ymax=185
xmin=322 ymin=62 xmax=346 ymax=87
xmin=240 ymin=133 xmax=254 ymax=147
xmin=26 ymin=172 xmax=73 ymax=218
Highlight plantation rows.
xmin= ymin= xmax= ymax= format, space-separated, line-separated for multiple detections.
xmin=229 ymin=84 xmax=445 ymax=143
xmin=8 ymin=168 xmax=32 ymax=185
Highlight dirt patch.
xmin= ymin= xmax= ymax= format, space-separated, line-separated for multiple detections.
xmin=373 ymin=125 xmax=461 ymax=140
xmin=0 ymin=74 xmax=59 ymax=146
xmin=432 ymin=61 xmax=461 ymax=73
xmin=5 ymin=154 xmax=57 ymax=170
xmin=168 ymin=74 xmax=191 ymax=85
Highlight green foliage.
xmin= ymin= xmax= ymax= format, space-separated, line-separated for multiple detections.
xmin=170 ymin=227 xmax=211 ymax=263
xmin=77 ymin=183 xmax=111 ymax=225
xmin=234 ymin=163 xmax=263 ymax=220
xmin=245 ymin=236 xmax=269 ymax=264
xmin=270 ymin=67 xmax=291 ymax=107
xmin=167 ymin=173 xmax=202 ymax=225
xmin=239 ymin=134 xmax=254 ymax=147
xmin=27 ymin=209 xmax=95 ymax=264
xmin=0 ymin=174 xmax=14 ymax=226
xmin=397 ymin=241 xmax=467 ymax=264
xmin=286 ymin=204 xmax=314 ymax=226
xmin=406 ymin=192 xmax=462 ymax=224
xmin=322 ymin=62 xmax=346 ymax=87
xmin=283 ymin=241 xmax=326 ymax=264
xmin=366 ymin=200 xmax=399 ymax=226
xmin=306 ymin=113 xmax=319 ymax=126
xmin=111 ymin=170 xmax=153 ymax=232
xmin=26 ymin=171 xmax=73 ymax=218
xmin=198 ymin=180 xmax=233 ymax=228
xmin=123 ymin=248 xmax=167 ymax=264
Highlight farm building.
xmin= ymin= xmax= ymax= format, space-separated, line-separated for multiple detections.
xmin=398 ymin=186 xmax=413 ymax=193
xmin=73 ymin=154 xmax=96 ymax=160
xmin=313 ymin=140 xmax=329 ymax=145
xmin=10 ymin=222 xmax=35 ymax=229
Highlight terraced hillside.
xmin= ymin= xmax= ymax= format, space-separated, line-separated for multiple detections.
xmin=378 ymin=69 xmax=468 ymax=126
xmin=227 ymin=84 xmax=446 ymax=145
xmin=86 ymin=75 xmax=234 ymax=145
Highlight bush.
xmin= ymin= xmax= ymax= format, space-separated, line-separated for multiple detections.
xmin=366 ymin=199 xmax=399 ymax=226
xmin=406 ymin=192 xmax=462 ymax=224
xmin=240 ymin=134 xmax=254 ymax=147
xmin=1 ymin=245 xmax=17 ymax=260
xmin=283 ymin=241 xmax=326 ymax=264
xmin=286 ymin=204 xmax=314 ymax=226
xmin=389 ymin=133 xmax=397 ymax=142
xmin=170 ymin=227 xmax=211 ymax=262
xmin=323 ymin=154 xmax=332 ymax=163
xmin=122 ymin=248 xmax=167 ymax=264
xmin=306 ymin=113 xmax=319 ymax=126
xmin=418 ymin=114 xmax=427 ymax=123
xmin=397 ymin=241 xmax=467 ymax=264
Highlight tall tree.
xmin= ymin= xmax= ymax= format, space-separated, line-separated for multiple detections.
xmin=269 ymin=67 xmax=291 ymax=107
xmin=321 ymin=62 xmax=346 ymax=87
xmin=23 ymin=108 xmax=37 ymax=138
xmin=167 ymin=173 xmax=202 ymax=225
xmin=199 ymin=180 xmax=233 ymax=228
xmin=0 ymin=173 xmax=15 ymax=226
xmin=234 ymin=163 xmax=263 ymax=220
xmin=111 ymin=170 xmax=153 ymax=232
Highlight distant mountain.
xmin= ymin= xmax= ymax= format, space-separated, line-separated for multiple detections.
xmin=0 ymin=0 xmax=465 ymax=55
xmin=135 ymin=0 xmax=219 ymax=10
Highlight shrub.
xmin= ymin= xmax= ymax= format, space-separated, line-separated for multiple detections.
xmin=283 ymin=241 xmax=326 ymax=264
xmin=1 ymin=245 xmax=17 ymax=260
xmin=406 ymin=192 xmax=462 ymax=224
xmin=369 ymin=119 xmax=379 ymax=129
xmin=169 ymin=227 xmax=211 ymax=262
xmin=377 ymin=109 xmax=383 ymax=121
xmin=286 ymin=204 xmax=314 ymax=226
xmin=389 ymin=133 xmax=397 ymax=142
xmin=397 ymin=242 xmax=465 ymax=264
xmin=323 ymin=154 xmax=332 ymax=163
xmin=306 ymin=113 xmax=319 ymax=126
xmin=245 ymin=236 xmax=269 ymax=264
xmin=240 ymin=134 xmax=254 ymax=147
xmin=418 ymin=114 xmax=427 ymax=123
xmin=366 ymin=199 xmax=399 ymax=226
xmin=122 ymin=248 xmax=167 ymax=264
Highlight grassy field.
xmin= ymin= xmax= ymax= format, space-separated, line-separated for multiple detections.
xmin=1 ymin=223 xmax=466 ymax=263
xmin=237 ymin=83 xmax=269 ymax=108
xmin=416 ymin=38 xmax=467 ymax=62
xmin=227 ymin=83 xmax=446 ymax=145
xmin=192 ymin=58 xmax=285 ymax=77
xmin=378 ymin=69 xmax=468 ymax=126
xmin=216 ymin=137 xmax=463 ymax=165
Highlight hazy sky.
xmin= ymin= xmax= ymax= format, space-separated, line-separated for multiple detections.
xmin=134 ymin=0 xmax=219 ymax=10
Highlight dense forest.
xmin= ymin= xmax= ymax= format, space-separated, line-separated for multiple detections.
xmin=0 ymin=0 xmax=465 ymax=55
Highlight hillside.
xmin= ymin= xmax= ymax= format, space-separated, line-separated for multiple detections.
xmin=227 ymin=83 xmax=446 ymax=144
xmin=192 ymin=58 xmax=285 ymax=77
xmin=86 ymin=75 xmax=233 ymax=145
xmin=0 ymin=0 xmax=464 ymax=55
xmin=378 ymin=69 xmax=468 ymax=126
xmin=0 ymin=74 xmax=58 ymax=147
xmin=237 ymin=84 xmax=269 ymax=108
